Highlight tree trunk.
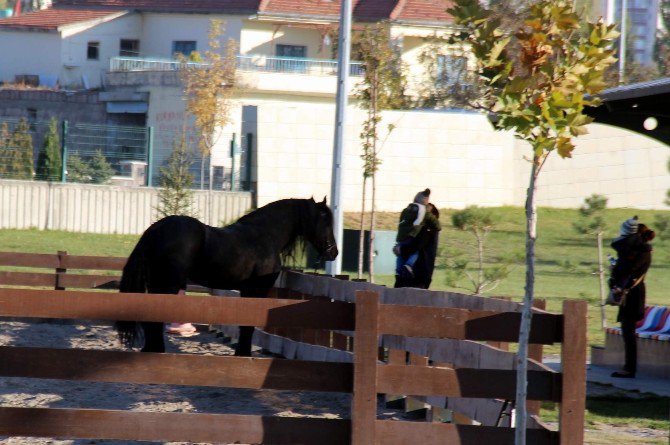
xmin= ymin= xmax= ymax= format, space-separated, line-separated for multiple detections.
xmin=597 ymin=231 xmax=607 ymax=328
xmin=368 ymin=173 xmax=377 ymax=283
xmin=476 ymin=230 xmax=484 ymax=292
xmin=200 ymin=157 xmax=205 ymax=190
xmin=358 ymin=177 xmax=368 ymax=279
xmin=514 ymin=155 xmax=542 ymax=445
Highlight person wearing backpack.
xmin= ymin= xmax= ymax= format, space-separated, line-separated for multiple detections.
xmin=393 ymin=188 xmax=440 ymax=278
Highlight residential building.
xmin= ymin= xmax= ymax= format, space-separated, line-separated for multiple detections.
xmin=589 ymin=0 xmax=660 ymax=66
xmin=0 ymin=0 xmax=668 ymax=214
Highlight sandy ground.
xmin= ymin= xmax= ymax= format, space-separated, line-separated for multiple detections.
xmin=0 ymin=320 xmax=407 ymax=445
xmin=1 ymin=320 xmax=667 ymax=445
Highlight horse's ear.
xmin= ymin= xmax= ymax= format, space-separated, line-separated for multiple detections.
xmin=321 ymin=196 xmax=327 ymax=205
xmin=310 ymin=196 xmax=315 ymax=203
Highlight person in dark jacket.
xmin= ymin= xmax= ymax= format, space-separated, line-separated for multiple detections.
xmin=610 ymin=217 xmax=654 ymax=379
xmin=394 ymin=203 xmax=441 ymax=289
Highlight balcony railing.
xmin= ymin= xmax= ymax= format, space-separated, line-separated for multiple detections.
xmin=109 ymin=55 xmax=364 ymax=77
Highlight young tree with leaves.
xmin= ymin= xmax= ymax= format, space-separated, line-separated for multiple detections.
xmin=573 ymin=194 xmax=608 ymax=328
xmin=354 ymin=23 xmax=406 ymax=281
xmin=179 ymin=19 xmax=238 ymax=190
xmin=450 ymin=206 xmax=514 ymax=294
xmin=36 ymin=117 xmax=62 ymax=181
xmin=156 ymin=134 xmax=197 ymax=218
xmin=448 ymin=1 xmax=618 ymax=442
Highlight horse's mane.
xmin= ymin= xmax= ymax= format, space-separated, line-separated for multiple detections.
xmin=233 ymin=198 xmax=313 ymax=263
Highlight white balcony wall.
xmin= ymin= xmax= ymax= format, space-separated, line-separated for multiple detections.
xmin=60 ymin=13 xmax=140 ymax=89
xmin=240 ymin=21 xmax=332 ymax=59
xmin=139 ymin=13 xmax=243 ymax=59
xmin=0 ymin=30 xmax=61 ymax=84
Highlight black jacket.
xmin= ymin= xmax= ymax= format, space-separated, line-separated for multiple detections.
xmin=611 ymin=235 xmax=652 ymax=322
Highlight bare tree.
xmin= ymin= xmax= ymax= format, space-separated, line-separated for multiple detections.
xmin=353 ymin=23 xmax=406 ymax=281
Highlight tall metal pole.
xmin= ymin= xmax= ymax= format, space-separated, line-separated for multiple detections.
xmin=326 ymin=0 xmax=352 ymax=276
xmin=618 ymin=0 xmax=628 ymax=84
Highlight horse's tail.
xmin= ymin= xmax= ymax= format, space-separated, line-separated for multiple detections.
xmin=115 ymin=237 xmax=150 ymax=349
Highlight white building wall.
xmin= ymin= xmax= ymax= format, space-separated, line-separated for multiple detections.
xmin=249 ymin=98 xmax=670 ymax=212
xmin=60 ymin=14 xmax=141 ymax=88
xmin=139 ymin=13 xmax=243 ymax=59
xmin=0 ymin=30 xmax=61 ymax=84
xmin=523 ymin=123 xmax=670 ymax=209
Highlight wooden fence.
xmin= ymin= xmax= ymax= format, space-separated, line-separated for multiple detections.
xmin=0 ymin=252 xmax=587 ymax=444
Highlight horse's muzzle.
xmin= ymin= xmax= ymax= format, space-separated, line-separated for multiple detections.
xmin=323 ymin=243 xmax=338 ymax=261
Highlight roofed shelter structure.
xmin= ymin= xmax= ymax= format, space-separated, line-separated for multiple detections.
xmin=585 ymin=77 xmax=670 ymax=147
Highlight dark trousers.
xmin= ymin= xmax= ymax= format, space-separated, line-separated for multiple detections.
xmin=621 ymin=317 xmax=637 ymax=374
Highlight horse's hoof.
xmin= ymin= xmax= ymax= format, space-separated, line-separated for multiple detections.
xmin=141 ymin=347 xmax=165 ymax=353
xmin=234 ymin=350 xmax=252 ymax=357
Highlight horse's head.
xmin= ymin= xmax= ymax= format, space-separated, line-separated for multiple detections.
xmin=304 ymin=197 xmax=338 ymax=261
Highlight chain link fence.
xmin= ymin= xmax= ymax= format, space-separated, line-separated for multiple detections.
xmin=0 ymin=117 xmax=252 ymax=191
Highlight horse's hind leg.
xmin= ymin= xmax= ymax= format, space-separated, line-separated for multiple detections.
xmin=143 ymin=275 xmax=186 ymax=353
xmin=141 ymin=321 xmax=166 ymax=353
xmin=236 ymin=273 xmax=279 ymax=357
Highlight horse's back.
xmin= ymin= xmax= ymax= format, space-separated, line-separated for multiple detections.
xmin=139 ymin=215 xmax=208 ymax=262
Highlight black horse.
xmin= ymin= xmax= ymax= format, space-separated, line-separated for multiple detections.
xmin=116 ymin=197 xmax=338 ymax=356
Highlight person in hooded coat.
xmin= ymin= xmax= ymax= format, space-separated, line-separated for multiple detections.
xmin=394 ymin=202 xmax=441 ymax=289
xmin=610 ymin=217 xmax=654 ymax=378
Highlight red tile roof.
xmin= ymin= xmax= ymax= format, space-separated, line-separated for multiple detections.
xmin=0 ymin=7 xmax=123 ymax=30
xmin=392 ymin=0 xmax=453 ymax=22
xmin=49 ymin=0 xmax=452 ymax=23
xmin=261 ymin=0 xmax=452 ymax=22
xmin=54 ymin=0 xmax=261 ymax=13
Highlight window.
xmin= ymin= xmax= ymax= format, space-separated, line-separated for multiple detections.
xmin=172 ymin=41 xmax=197 ymax=57
xmin=87 ymin=41 xmax=100 ymax=60
xmin=436 ymin=54 xmax=467 ymax=86
xmin=120 ymin=39 xmax=140 ymax=57
xmin=274 ymin=44 xmax=307 ymax=73
xmin=27 ymin=108 xmax=37 ymax=131
xmin=276 ymin=44 xmax=307 ymax=58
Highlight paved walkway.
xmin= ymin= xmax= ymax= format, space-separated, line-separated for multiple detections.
xmin=545 ymin=359 xmax=670 ymax=397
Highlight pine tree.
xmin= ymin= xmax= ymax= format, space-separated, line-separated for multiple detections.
xmin=156 ymin=134 xmax=197 ymax=218
xmin=88 ymin=150 xmax=115 ymax=184
xmin=66 ymin=154 xmax=92 ymax=183
xmin=0 ymin=122 xmax=10 ymax=178
xmin=36 ymin=117 xmax=62 ymax=181
xmin=7 ymin=119 xmax=34 ymax=180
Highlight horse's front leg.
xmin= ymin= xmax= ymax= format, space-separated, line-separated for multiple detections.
xmin=236 ymin=273 xmax=279 ymax=357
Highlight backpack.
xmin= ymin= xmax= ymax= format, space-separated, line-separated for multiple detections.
xmin=397 ymin=203 xmax=419 ymax=241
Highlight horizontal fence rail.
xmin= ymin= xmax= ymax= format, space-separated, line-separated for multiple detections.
xmin=0 ymin=288 xmax=356 ymax=331
xmin=0 ymin=407 xmax=351 ymax=445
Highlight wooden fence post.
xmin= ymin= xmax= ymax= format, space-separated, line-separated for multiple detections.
xmin=55 ymin=250 xmax=67 ymax=291
xmin=351 ymin=291 xmax=379 ymax=445
xmin=559 ymin=300 xmax=587 ymax=445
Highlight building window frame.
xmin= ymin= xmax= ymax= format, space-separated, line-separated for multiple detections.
xmin=120 ymin=39 xmax=140 ymax=57
xmin=172 ymin=40 xmax=197 ymax=57
xmin=87 ymin=41 xmax=100 ymax=60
